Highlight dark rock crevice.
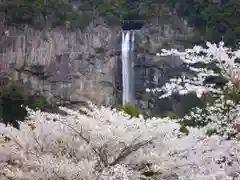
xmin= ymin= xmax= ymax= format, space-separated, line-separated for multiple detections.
xmin=122 ymin=20 xmax=143 ymax=30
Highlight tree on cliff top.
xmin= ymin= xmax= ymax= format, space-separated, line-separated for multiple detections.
xmin=1 ymin=0 xmax=240 ymax=46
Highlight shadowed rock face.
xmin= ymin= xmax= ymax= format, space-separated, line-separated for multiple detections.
xmin=116 ymin=18 xmax=193 ymax=114
xmin=122 ymin=20 xmax=143 ymax=30
xmin=132 ymin=53 xmax=196 ymax=115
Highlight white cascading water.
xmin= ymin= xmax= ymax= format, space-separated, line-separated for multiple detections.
xmin=121 ymin=30 xmax=135 ymax=105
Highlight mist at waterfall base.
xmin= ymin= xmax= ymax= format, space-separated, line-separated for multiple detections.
xmin=121 ymin=31 xmax=135 ymax=105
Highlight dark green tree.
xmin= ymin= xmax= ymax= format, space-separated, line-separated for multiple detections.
xmin=0 ymin=83 xmax=27 ymax=129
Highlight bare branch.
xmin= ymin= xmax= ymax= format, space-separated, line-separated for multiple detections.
xmin=59 ymin=120 xmax=90 ymax=144
xmin=59 ymin=119 xmax=154 ymax=172
xmin=32 ymin=135 xmax=44 ymax=153
xmin=109 ymin=136 xmax=154 ymax=166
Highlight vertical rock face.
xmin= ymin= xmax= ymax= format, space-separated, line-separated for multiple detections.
xmin=0 ymin=14 xmax=193 ymax=111
xmin=132 ymin=19 xmax=194 ymax=114
xmin=0 ymin=24 xmax=121 ymax=107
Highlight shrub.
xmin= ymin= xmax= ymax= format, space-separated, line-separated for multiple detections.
xmin=156 ymin=110 xmax=178 ymax=119
xmin=103 ymin=14 xmax=121 ymax=26
xmin=0 ymin=83 xmax=27 ymax=129
xmin=26 ymin=94 xmax=50 ymax=110
xmin=69 ymin=11 xmax=93 ymax=30
xmin=0 ymin=81 xmax=62 ymax=129
xmin=1 ymin=0 xmax=92 ymax=29
xmin=117 ymin=104 xmax=142 ymax=118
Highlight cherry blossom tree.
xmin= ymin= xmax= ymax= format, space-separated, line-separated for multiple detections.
xmin=147 ymin=41 xmax=240 ymax=98
xmin=0 ymin=42 xmax=240 ymax=180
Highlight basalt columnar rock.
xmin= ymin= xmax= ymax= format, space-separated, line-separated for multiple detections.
xmin=132 ymin=20 xmax=193 ymax=112
xmin=0 ymin=13 xmax=193 ymax=110
xmin=0 ymin=23 xmax=121 ymax=107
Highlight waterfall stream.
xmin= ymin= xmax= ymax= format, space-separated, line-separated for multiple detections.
xmin=121 ymin=30 xmax=135 ymax=105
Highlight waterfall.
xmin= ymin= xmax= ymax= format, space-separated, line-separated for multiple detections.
xmin=121 ymin=30 xmax=135 ymax=105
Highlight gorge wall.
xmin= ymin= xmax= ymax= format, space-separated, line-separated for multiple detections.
xmin=133 ymin=20 xmax=194 ymax=114
xmin=0 ymin=14 xmax=193 ymax=111
xmin=0 ymin=23 xmax=120 ymax=107
xmin=119 ymin=17 xmax=194 ymax=114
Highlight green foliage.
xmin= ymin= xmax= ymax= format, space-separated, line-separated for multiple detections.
xmin=103 ymin=14 xmax=121 ymax=26
xmin=68 ymin=11 xmax=93 ymax=30
xmin=138 ymin=0 xmax=161 ymax=19
xmin=95 ymin=0 xmax=127 ymax=20
xmin=0 ymin=0 xmax=161 ymax=29
xmin=117 ymin=104 xmax=142 ymax=118
xmin=165 ymin=0 xmax=240 ymax=47
xmin=156 ymin=111 xmax=178 ymax=119
xmin=158 ymin=92 xmax=207 ymax=119
xmin=179 ymin=119 xmax=189 ymax=135
xmin=155 ymin=92 xmax=218 ymax=128
xmin=0 ymin=0 xmax=126 ymax=29
xmin=1 ymin=0 xmax=92 ymax=29
xmin=0 ymin=83 xmax=28 ymax=129
xmin=0 ymin=81 xmax=61 ymax=129
xmin=222 ymin=87 xmax=240 ymax=103
xmin=26 ymin=94 xmax=49 ymax=110
xmin=1 ymin=0 xmax=240 ymax=47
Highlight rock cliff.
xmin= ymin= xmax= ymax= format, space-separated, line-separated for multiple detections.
xmin=119 ymin=17 xmax=194 ymax=114
xmin=0 ymin=22 xmax=121 ymax=107
xmin=0 ymin=14 xmax=193 ymax=111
